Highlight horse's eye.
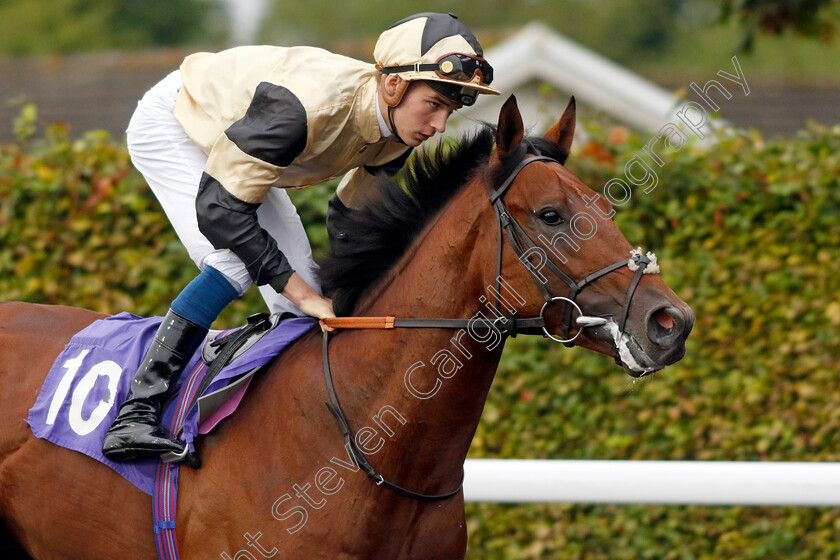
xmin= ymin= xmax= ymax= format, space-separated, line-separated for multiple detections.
xmin=540 ymin=209 xmax=564 ymax=225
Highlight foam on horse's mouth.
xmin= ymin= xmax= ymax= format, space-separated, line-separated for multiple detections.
xmin=600 ymin=320 xmax=662 ymax=378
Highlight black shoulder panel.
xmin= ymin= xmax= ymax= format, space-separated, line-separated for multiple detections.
xmin=364 ymin=147 xmax=414 ymax=177
xmin=196 ymin=173 xmax=294 ymax=292
xmin=225 ymin=82 xmax=308 ymax=168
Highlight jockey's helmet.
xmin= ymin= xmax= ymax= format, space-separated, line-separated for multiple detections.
xmin=375 ymin=12 xmax=500 ymax=107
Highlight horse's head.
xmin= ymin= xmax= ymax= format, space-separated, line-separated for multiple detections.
xmin=485 ymin=95 xmax=694 ymax=376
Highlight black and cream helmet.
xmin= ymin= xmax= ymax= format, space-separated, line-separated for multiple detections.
xmin=375 ymin=12 xmax=500 ymax=107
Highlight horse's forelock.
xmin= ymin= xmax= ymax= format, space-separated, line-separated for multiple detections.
xmin=526 ymin=136 xmax=567 ymax=164
xmin=488 ymin=134 xmax=567 ymax=189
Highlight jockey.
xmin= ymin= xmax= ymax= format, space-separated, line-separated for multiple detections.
xmin=102 ymin=12 xmax=499 ymax=462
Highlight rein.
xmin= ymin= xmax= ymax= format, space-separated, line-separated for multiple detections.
xmin=321 ymin=331 xmax=463 ymax=501
xmin=320 ymin=152 xmax=659 ymax=502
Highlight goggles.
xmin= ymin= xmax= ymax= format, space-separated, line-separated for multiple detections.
xmin=434 ymin=53 xmax=494 ymax=85
xmin=381 ymin=52 xmax=494 ymax=87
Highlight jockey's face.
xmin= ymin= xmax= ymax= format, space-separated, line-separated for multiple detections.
xmin=388 ymin=81 xmax=462 ymax=146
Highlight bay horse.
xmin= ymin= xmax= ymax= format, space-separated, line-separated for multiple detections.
xmin=0 ymin=96 xmax=693 ymax=559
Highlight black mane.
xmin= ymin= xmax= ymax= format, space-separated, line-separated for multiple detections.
xmin=319 ymin=126 xmax=564 ymax=316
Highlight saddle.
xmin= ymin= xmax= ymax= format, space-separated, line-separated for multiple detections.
xmin=27 ymin=310 xmax=315 ymax=494
xmin=161 ymin=312 xmax=298 ymax=466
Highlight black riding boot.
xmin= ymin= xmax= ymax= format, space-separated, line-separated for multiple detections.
xmin=102 ymin=310 xmax=207 ymax=462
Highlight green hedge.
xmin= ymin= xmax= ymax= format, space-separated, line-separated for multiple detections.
xmin=467 ymin=120 xmax=840 ymax=559
xmin=2 ymin=106 xmax=839 ymax=558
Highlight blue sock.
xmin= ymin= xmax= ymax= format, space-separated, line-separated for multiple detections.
xmin=171 ymin=266 xmax=240 ymax=329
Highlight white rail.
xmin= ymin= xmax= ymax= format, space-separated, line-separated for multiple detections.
xmin=463 ymin=459 xmax=840 ymax=506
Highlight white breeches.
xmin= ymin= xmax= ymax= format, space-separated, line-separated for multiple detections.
xmin=125 ymin=70 xmax=321 ymax=316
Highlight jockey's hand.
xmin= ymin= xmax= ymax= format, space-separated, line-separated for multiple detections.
xmin=281 ymin=273 xmax=336 ymax=332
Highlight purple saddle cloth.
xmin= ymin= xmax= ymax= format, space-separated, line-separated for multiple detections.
xmin=26 ymin=312 xmax=314 ymax=495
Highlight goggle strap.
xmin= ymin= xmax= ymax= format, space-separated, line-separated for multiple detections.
xmin=381 ymin=55 xmax=491 ymax=85
xmin=381 ymin=63 xmax=441 ymax=74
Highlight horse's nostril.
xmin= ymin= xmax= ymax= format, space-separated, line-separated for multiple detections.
xmin=648 ymin=307 xmax=679 ymax=345
xmin=652 ymin=309 xmax=674 ymax=331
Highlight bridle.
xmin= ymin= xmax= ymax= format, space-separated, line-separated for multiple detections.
xmin=321 ymin=147 xmax=659 ymax=501
xmin=486 ymin=150 xmax=658 ymax=345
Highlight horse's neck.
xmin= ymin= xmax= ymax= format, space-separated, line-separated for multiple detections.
xmin=356 ymin=181 xmax=493 ymax=320
xmin=330 ymin=184 xmax=503 ymax=491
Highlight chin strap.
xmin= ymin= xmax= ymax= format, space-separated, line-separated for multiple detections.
xmin=387 ymin=105 xmax=406 ymax=145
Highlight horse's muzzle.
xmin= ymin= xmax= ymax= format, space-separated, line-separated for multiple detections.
xmin=646 ymin=305 xmax=694 ymax=350
xmin=628 ymin=303 xmax=695 ymax=375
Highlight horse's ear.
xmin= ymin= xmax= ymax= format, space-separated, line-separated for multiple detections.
xmin=543 ymin=96 xmax=576 ymax=163
xmin=496 ymin=95 xmax=524 ymax=157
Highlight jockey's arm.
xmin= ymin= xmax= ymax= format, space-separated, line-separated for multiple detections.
xmin=195 ymin=82 xmax=334 ymax=320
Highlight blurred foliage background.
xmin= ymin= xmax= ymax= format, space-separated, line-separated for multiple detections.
xmin=0 ymin=0 xmax=838 ymax=80
xmin=1 ymin=1 xmax=839 ymax=559
xmin=0 ymin=0 xmax=227 ymax=54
